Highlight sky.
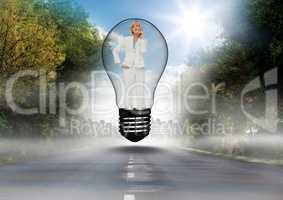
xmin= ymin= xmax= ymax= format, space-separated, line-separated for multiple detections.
xmin=78 ymin=0 xmax=226 ymax=68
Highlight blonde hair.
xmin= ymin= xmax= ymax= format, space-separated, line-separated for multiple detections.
xmin=130 ymin=21 xmax=141 ymax=35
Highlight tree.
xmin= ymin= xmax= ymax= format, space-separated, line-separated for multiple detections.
xmin=0 ymin=0 xmax=102 ymax=137
xmin=34 ymin=0 xmax=102 ymax=81
xmin=182 ymin=0 xmax=283 ymax=135
xmin=0 ymin=0 xmax=65 ymax=74
xmin=0 ymin=0 xmax=66 ymax=112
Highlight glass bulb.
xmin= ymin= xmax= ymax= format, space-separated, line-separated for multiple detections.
xmin=102 ymin=18 xmax=168 ymax=142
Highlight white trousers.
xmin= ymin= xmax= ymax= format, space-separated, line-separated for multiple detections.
xmin=123 ymin=67 xmax=145 ymax=109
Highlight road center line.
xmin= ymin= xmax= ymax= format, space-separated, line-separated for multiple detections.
xmin=124 ymin=194 xmax=135 ymax=200
xmin=127 ymin=165 xmax=134 ymax=169
xmin=127 ymin=172 xmax=135 ymax=179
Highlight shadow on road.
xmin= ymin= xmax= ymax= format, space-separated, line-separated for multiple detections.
xmin=110 ymin=146 xmax=164 ymax=155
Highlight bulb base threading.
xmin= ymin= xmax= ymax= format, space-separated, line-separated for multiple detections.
xmin=119 ymin=108 xmax=151 ymax=142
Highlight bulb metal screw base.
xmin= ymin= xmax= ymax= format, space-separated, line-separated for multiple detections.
xmin=119 ymin=108 xmax=151 ymax=142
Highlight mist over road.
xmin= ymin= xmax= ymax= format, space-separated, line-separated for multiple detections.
xmin=0 ymin=138 xmax=282 ymax=200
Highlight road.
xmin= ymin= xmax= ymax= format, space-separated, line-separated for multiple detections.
xmin=0 ymin=138 xmax=283 ymax=200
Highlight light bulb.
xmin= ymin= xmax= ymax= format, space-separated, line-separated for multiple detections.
xmin=102 ymin=18 xmax=168 ymax=142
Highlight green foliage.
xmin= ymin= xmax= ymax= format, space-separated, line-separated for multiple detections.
xmin=251 ymin=0 xmax=283 ymax=39
xmin=34 ymin=0 xmax=102 ymax=80
xmin=0 ymin=0 xmax=65 ymax=74
xmin=38 ymin=115 xmax=59 ymax=138
xmin=0 ymin=113 xmax=9 ymax=129
xmin=0 ymin=0 xmax=102 ymax=137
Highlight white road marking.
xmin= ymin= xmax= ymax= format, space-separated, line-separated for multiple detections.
xmin=128 ymin=160 xmax=134 ymax=164
xmin=127 ymin=172 xmax=135 ymax=179
xmin=128 ymin=154 xmax=135 ymax=165
xmin=124 ymin=194 xmax=135 ymax=200
xmin=128 ymin=188 xmax=160 ymax=193
xmin=127 ymin=165 xmax=134 ymax=169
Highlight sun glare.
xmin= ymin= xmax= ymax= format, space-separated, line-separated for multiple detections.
xmin=156 ymin=3 xmax=217 ymax=43
xmin=179 ymin=8 xmax=207 ymax=39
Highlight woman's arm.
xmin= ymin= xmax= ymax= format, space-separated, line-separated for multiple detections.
xmin=112 ymin=37 xmax=124 ymax=64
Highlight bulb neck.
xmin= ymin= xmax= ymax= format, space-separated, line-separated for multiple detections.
xmin=119 ymin=108 xmax=151 ymax=142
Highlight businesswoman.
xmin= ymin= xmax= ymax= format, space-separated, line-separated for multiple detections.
xmin=112 ymin=21 xmax=147 ymax=109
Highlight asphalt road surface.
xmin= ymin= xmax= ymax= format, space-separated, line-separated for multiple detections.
xmin=0 ymin=138 xmax=283 ymax=200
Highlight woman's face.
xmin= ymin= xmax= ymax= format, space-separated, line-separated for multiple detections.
xmin=132 ymin=22 xmax=142 ymax=36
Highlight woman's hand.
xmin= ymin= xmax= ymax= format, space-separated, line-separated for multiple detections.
xmin=122 ymin=64 xmax=130 ymax=69
xmin=139 ymin=31 xmax=144 ymax=38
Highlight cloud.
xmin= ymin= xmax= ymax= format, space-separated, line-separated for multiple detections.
xmin=166 ymin=63 xmax=187 ymax=74
xmin=109 ymin=31 xmax=124 ymax=43
xmin=159 ymin=63 xmax=187 ymax=85
xmin=96 ymin=26 xmax=107 ymax=40
xmin=96 ymin=26 xmax=125 ymax=48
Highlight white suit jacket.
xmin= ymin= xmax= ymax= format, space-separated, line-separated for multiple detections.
xmin=112 ymin=36 xmax=147 ymax=68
